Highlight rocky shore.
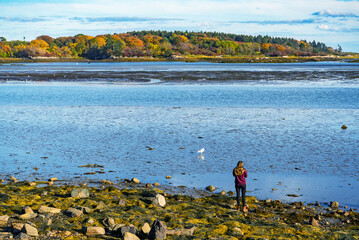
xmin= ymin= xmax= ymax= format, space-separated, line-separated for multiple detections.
xmin=0 ymin=177 xmax=358 ymax=239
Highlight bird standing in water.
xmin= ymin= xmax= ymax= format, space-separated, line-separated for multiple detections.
xmin=197 ymin=148 xmax=205 ymax=154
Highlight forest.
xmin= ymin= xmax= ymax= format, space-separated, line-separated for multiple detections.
xmin=0 ymin=31 xmax=339 ymax=60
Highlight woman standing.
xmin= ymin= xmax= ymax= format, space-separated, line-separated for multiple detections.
xmin=233 ymin=161 xmax=248 ymax=212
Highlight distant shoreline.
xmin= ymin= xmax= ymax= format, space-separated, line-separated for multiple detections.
xmin=1 ymin=55 xmax=358 ymax=64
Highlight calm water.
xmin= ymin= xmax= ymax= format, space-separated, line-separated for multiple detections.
xmin=0 ymin=62 xmax=358 ymax=208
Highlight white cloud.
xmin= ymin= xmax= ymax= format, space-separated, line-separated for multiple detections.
xmin=313 ymin=9 xmax=359 ymax=17
xmin=318 ymin=24 xmax=331 ymax=30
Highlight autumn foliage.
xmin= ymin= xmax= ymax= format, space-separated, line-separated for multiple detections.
xmin=0 ymin=31 xmax=333 ymax=59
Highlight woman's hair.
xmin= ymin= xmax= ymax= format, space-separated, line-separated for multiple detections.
xmin=234 ymin=161 xmax=245 ymax=176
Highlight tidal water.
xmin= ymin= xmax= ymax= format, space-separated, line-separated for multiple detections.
xmin=0 ymin=62 xmax=358 ymax=208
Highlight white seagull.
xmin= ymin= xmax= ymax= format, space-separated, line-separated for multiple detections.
xmin=197 ymin=148 xmax=205 ymax=154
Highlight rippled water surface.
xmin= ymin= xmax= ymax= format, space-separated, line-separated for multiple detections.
xmin=0 ymin=62 xmax=358 ymax=208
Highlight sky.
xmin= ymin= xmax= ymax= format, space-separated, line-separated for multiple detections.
xmin=0 ymin=0 xmax=358 ymax=52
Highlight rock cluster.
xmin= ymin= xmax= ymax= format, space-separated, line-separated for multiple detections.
xmin=0 ymin=180 xmax=357 ymax=239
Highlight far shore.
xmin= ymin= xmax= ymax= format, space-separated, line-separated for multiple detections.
xmin=1 ymin=55 xmax=358 ymax=64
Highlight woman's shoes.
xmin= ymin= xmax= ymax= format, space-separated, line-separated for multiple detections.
xmin=236 ymin=206 xmax=248 ymax=212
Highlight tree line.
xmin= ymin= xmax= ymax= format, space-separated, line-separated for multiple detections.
xmin=0 ymin=31 xmax=337 ymax=60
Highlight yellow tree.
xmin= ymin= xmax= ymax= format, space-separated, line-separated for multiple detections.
xmin=30 ymin=39 xmax=49 ymax=49
xmin=0 ymin=42 xmax=12 ymax=57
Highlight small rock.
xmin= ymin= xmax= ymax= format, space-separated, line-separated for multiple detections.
xmin=87 ymin=218 xmax=95 ymax=224
xmin=341 ymin=125 xmax=348 ymax=129
xmin=95 ymin=201 xmax=107 ymax=210
xmin=101 ymin=179 xmax=114 ymax=185
xmin=141 ymin=222 xmax=151 ymax=234
xmin=66 ymin=208 xmax=83 ymax=217
xmin=71 ymin=188 xmax=90 ymax=198
xmin=337 ymin=209 xmax=344 ymax=214
xmin=48 ymin=181 xmax=54 ymax=186
xmin=48 ymin=177 xmax=57 ymax=181
xmin=228 ymin=191 xmax=235 ymax=196
xmin=265 ymin=199 xmax=272 ymax=203
xmin=149 ymin=220 xmax=167 ymax=240
xmin=153 ymin=182 xmax=160 ymax=187
xmin=153 ymin=194 xmax=166 ymax=207
xmin=84 ymin=226 xmax=105 ymax=236
xmin=22 ymin=224 xmax=38 ymax=237
xmin=330 ymin=201 xmax=339 ymax=208
xmin=46 ymin=218 xmax=52 ymax=226
xmin=19 ymin=212 xmax=37 ymax=220
xmin=123 ymin=232 xmax=140 ymax=240
xmin=310 ymin=217 xmax=320 ymax=227
xmin=118 ymin=199 xmax=127 ymax=206
xmin=145 ymin=183 xmax=153 ymax=188
xmin=131 ymin=178 xmax=140 ymax=184
xmin=27 ymin=182 xmax=36 ymax=186
xmin=117 ymin=225 xmax=137 ymax=238
xmin=102 ymin=217 xmax=116 ymax=228
xmin=23 ymin=206 xmax=33 ymax=214
xmin=78 ymin=206 xmax=91 ymax=214
xmin=165 ymin=176 xmax=172 ymax=179
xmin=112 ymin=223 xmax=126 ymax=232
xmin=38 ymin=206 xmax=61 ymax=214
xmin=15 ymin=232 xmax=29 ymax=239
xmin=220 ymin=190 xmax=226 ymax=195
xmin=13 ymin=223 xmax=24 ymax=234
xmin=0 ymin=215 xmax=9 ymax=226
xmin=0 ymin=232 xmax=13 ymax=238
xmin=231 ymin=227 xmax=243 ymax=236
xmin=344 ymin=212 xmax=350 ymax=217
xmin=206 ymin=185 xmax=215 ymax=192
xmin=10 ymin=176 xmax=18 ymax=183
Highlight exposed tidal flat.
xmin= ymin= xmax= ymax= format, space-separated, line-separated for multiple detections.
xmin=0 ymin=62 xmax=358 ymax=238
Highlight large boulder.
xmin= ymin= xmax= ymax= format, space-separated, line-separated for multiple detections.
xmin=115 ymin=225 xmax=137 ymax=238
xmin=330 ymin=201 xmax=339 ymax=208
xmin=0 ymin=215 xmax=9 ymax=226
xmin=66 ymin=208 xmax=83 ymax=217
xmin=131 ymin=178 xmax=140 ymax=184
xmin=123 ymin=232 xmax=140 ymax=240
xmin=149 ymin=220 xmax=167 ymax=240
xmin=21 ymin=224 xmax=38 ymax=237
xmin=71 ymin=188 xmax=90 ymax=198
xmin=19 ymin=212 xmax=37 ymax=220
xmin=141 ymin=222 xmax=151 ymax=234
xmin=84 ymin=226 xmax=106 ymax=236
xmin=206 ymin=185 xmax=216 ymax=192
xmin=38 ymin=206 xmax=61 ymax=214
xmin=153 ymin=194 xmax=166 ymax=207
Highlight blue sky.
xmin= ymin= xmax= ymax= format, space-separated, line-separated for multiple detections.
xmin=0 ymin=0 xmax=358 ymax=52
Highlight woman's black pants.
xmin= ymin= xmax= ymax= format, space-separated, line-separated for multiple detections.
xmin=235 ymin=184 xmax=246 ymax=207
